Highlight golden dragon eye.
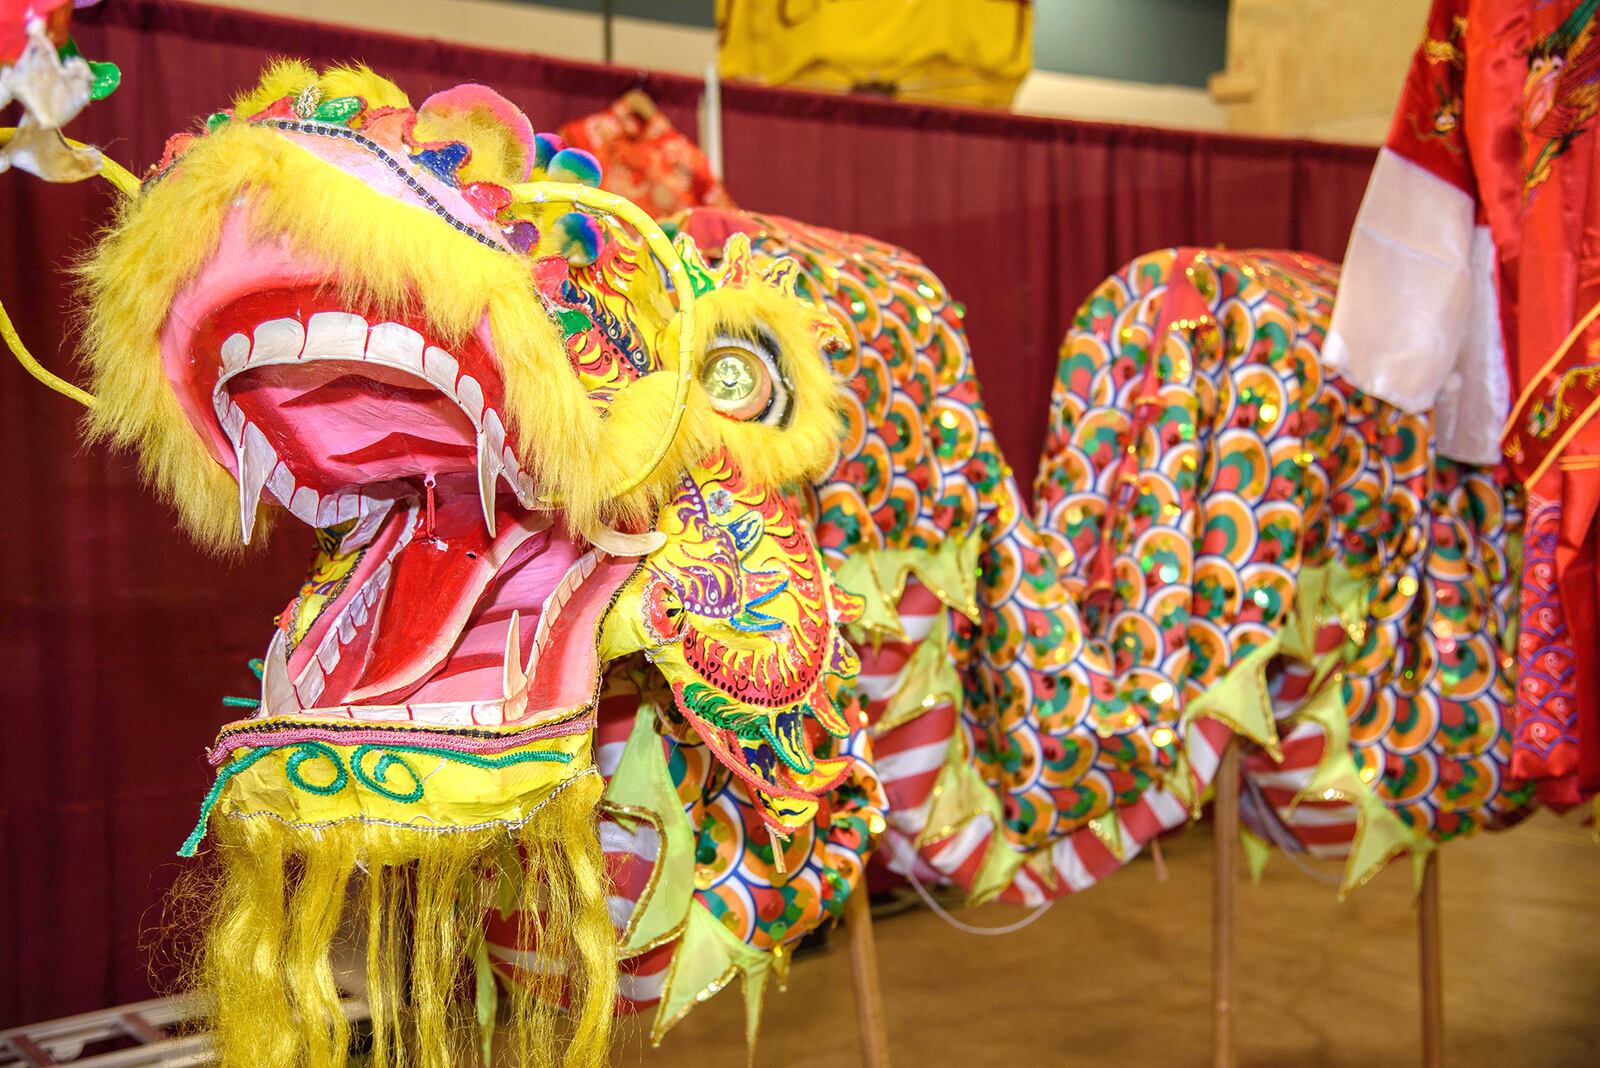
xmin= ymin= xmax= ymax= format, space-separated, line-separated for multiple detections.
xmin=701 ymin=346 xmax=778 ymax=421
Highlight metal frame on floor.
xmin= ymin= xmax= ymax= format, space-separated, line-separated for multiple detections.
xmin=0 ymin=996 xmax=369 ymax=1068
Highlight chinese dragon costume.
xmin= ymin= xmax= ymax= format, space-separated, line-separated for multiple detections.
xmin=573 ymin=99 xmax=1534 ymax=912
xmin=658 ymin=220 xmax=1529 ymax=913
xmin=51 ymin=62 xmax=875 ymax=1067
xmin=0 ymin=49 xmax=1540 ymax=1068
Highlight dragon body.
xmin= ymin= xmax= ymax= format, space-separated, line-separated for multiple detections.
xmin=5 ymin=49 xmax=1538 ymax=1065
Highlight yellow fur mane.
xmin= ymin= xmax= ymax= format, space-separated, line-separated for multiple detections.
xmin=81 ymin=64 xmax=846 ymax=545
xmin=80 ymin=121 xmax=672 ymax=546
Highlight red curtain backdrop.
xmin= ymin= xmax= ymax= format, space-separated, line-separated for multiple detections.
xmin=0 ymin=0 xmax=1376 ymax=1024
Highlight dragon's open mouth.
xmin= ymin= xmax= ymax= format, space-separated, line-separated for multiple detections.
xmin=192 ymin=291 xmax=640 ymax=728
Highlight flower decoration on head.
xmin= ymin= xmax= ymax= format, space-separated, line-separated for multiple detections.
xmin=159 ymin=62 xmax=610 ymax=267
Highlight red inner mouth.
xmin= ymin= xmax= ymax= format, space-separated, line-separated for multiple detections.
xmin=194 ymin=293 xmax=637 ymax=727
xmin=282 ymin=497 xmax=634 ymax=725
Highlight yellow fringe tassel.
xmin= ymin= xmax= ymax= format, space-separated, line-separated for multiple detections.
xmin=200 ymin=772 xmax=614 ymax=1068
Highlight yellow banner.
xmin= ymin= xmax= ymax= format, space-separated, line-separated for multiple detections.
xmin=718 ymin=0 xmax=1033 ymax=108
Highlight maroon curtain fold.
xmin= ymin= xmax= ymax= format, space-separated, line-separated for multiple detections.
xmin=0 ymin=0 xmax=1376 ymax=1024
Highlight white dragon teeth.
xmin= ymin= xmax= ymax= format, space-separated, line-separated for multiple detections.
xmin=338 ymin=493 xmax=393 ymax=551
xmin=289 ymin=485 xmax=320 ymax=524
xmin=529 ymin=551 xmax=600 ymax=668
xmin=476 ymin=431 xmax=502 ymax=538
xmin=265 ymin=460 xmax=294 ymax=504
xmin=278 ymin=549 xmax=603 ymax=724
xmin=252 ymin=316 xmax=305 ymax=361
xmin=503 ymin=610 xmax=529 ymax=702
xmin=235 ymin=422 xmax=274 ymax=545
xmin=365 ymin=320 xmax=425 ymax=365
xmin=213 ymin=314 xmax=535 ymax=543
xmin=263 ymin=520 xmax=603 ymax=727
xmin=261 ymin=629 xmax=301 ymax=716
xmin=456 ymin=375 xmax=485 ymax=422
xmin=303 ymin=311 xmax=369 ymax=358
xmin=313 ymin=701 xmax=507 ymax=726
xmin=422 ymin=345 xmax=459 ymax=391
xmin=482 ymin=409 xmax=506 ymax=449
xmin=218 ymin=397 xmax=245 ymax=440
xmin=297 ymin=663 xmax=327 ymax=707
xmin=276 ymin=503 xmax=417 ymax=715
xmin=221 ymin=332 xmax=251 ymax=373
xmin=587 ymin=526 xmax=666 ymax=558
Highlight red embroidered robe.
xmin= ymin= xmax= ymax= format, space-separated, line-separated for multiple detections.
xmin=1328 ymin=0 xmax=1600 ymax=806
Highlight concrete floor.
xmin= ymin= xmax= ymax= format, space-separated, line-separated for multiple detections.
xmin=611 ymin=811 xmax=1600 ymax=1067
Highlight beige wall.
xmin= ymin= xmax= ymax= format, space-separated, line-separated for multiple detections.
xmin=1209 ymin=0 xmax=1431 ymax=143
xmin=198 ymin=0 xmax=1425 ymax=143
xmin=1014 ymin=69 xmax=1227 ymax=131
xmin=200 ymin=0 xmax=717 ymax=75
xmin=204 ymin=0 xmax=1228 ymax=132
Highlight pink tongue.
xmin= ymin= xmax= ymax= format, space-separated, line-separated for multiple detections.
xmin=343 ymin=494 xmax=549 ymax=703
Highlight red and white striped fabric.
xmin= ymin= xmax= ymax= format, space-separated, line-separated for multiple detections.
xmin=860 ymin=578 xmax=1236 ymax=903
xmin=1242 ymin=721 xmax=1360 ymax=859
xmin=1239 ymin=618 xmax=1363 ymax=859
xmin=485 ymin=695 xmax=674 ymax=1015
xmin=996 ymin=716 xmax=1231 ymax=905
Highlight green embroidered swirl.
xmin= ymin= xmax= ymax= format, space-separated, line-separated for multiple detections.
xmin=285 ymin=741 xmax=349 ymax=795
xmin=352 ymin=745 xmax=425 ymax=803
xmin=178 ymin=740 xmax=576 ymax=858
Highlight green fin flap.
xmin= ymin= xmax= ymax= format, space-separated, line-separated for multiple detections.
xmin=1182 ymin=635 xmax=1283 ymax=758
xmin=474 ymin=940 xmax=497 ymax=1067
xmin=833 ymin=550 xmax=904 ymax=636
xmin=873 ymin=611 xmax=963 ymax=733
xmin=603 ymin=704 xmax=697 ymax=956
xmin=834 ymin=535 xmax=984 ymax=640
xmin=650 ymin=902 xmax=775 ymax=1051
xmin=1241 ymin=827 xmax=1272 ymax=884
xmin=1294 ymin=683 xmax=1426 ymax=897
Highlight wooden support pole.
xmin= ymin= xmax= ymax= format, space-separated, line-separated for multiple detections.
xmin=1419 ymin=850 xmax=1444 ymax=1068
xmin=1212 ymin=740 xmax=1240 ymax=1068
xmin=844 ymin=885 xmax=892 ymax=1068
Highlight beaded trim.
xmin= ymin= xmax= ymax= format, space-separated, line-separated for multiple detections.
xmin=209 ymin=713 xmax=597 ymax=766
xmin=212 ymin=712 xmax=595 ymax=749
xmin=253 ymin=119 xmax=505 ymax=251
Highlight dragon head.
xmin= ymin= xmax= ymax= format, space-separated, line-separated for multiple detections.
xmin=78 ymin=63 xmax=859 ymax=1065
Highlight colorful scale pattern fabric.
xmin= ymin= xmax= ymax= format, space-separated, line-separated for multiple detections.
xmin=492 ymin=225 xmax=1537 ymax=1031
xmin=485 ymin=688 xmax=885 ymax=1029
xmin=1034 ymin=249 xmax=1533 ymax=871
xmin=750 ymin=214 xmax=1211 ymax=902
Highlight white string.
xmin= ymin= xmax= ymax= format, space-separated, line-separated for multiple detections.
xmin=903 ymin=870 xmax=1054 ymax=936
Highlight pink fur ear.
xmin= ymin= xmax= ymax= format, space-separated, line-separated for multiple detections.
xmin=416 ymin=84 xmax=538 ymax=183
